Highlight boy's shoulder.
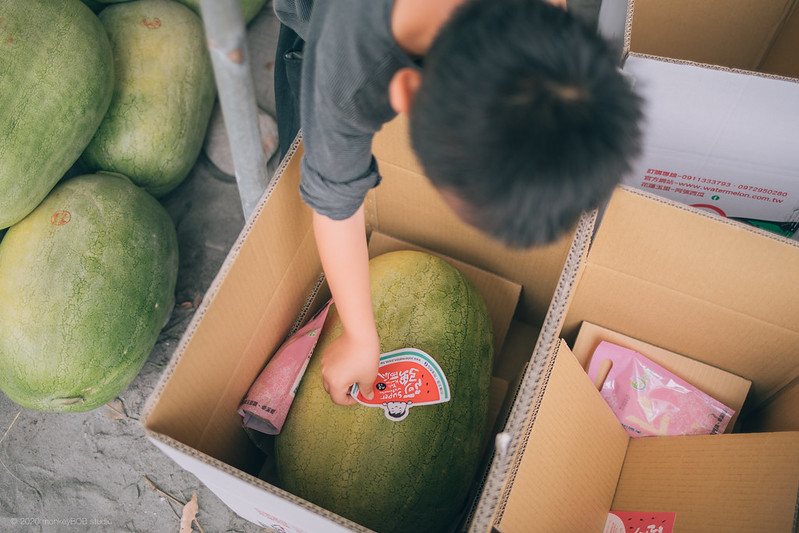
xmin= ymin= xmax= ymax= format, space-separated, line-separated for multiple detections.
xmin=303 ymin=0 xmax=415 ymax=129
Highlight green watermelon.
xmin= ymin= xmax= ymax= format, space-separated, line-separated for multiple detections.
xmin=0 ymin=0 xmax=114 ymax=229
xmin=80 ymin=0 xmax=216 ymax=197
xmin=275 ymin=250 xmax=494 ymax=533
xmin=0 ymin=172 xmax=178 ymax=413
xmin=174 ymin=0 xmax=268 ymax=24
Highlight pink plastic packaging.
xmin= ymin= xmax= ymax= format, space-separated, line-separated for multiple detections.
xmin=587 ymin=341 xmax=734 ymax=437
xmin=238 ymin=300 xmax=333 ymax=435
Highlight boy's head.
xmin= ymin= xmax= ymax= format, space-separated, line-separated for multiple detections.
xmin=390 ymin=0 xmax=644 ymax=247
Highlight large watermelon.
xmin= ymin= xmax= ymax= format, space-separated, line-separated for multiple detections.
xmin=0 ymin=172 xmax=179 ymax=413
xmin=0 ymin=0 xmax=114 ymax=229
xmin=275 ymin=250 xmax=494 ymax=533
xmin=80 ymin=0 xmax=216 ymax=197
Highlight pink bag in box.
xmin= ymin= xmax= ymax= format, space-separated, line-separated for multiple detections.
xmin=238 ymin=300 xmax=333 ymax=435
xmin=587 ymin=341 xmax=734 ymax=437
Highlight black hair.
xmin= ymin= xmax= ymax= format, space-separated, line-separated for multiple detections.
xmin=409 ymin=0 xmax=644 ymax=247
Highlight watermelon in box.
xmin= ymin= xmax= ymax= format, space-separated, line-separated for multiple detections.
xmin=275 ymin=250 xmax=494 ymax=533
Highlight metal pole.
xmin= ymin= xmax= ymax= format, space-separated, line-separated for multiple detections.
xmin=199 ymin=0 xmax=267 ymax=221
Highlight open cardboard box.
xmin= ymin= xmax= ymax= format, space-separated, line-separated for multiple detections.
xmin=598 ymin=0 xmax=799 ymax=239
xmin=141 ymin=115 xmax=588 ymax=532
xmin=141 ymin=122 xmax=799 ymax=531
xmin=472 ymin=186 xmax=799 ymax=532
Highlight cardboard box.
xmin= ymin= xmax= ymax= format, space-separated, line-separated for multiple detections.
xmin=142 ymin=116 xmax=587 ymax=532
xmin=143 ymin=59 xmax=799 ymax=533
xmin=471 ymin=186 xmax=799 ymax=532
xmin=492 ymin=341 xmax=799 ymax=533
xmin=600 ymin=0 xmax=799 ymax=239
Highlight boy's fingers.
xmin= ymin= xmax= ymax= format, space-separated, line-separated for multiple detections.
xmin=322 ymin=374 xmax=354 ymax=405
xmin=359 ymin=379 xmax=376 ymax=400
xmin=330 ymin=387 xmax=357 ymax=405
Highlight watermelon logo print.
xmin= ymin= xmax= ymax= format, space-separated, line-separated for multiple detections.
xmin=351 ymin=348 xmax=451 ymax=421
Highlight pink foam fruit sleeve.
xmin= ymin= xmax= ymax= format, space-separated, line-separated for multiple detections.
xmin=587 ymin=341 xmax=734 ymax=437
xmin=238 ymin=300 xmax=333 ymax=435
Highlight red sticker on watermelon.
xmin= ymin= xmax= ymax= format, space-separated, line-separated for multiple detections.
xmin=350 ymin=348 xmax=451 ymax=421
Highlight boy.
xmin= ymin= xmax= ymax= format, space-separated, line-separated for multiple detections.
xmin=272 ymin=0 xmax=643 ymax=405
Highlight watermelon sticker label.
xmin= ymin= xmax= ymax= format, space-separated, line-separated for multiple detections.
xmin=350 ymin=348 xmax=450 ymax=421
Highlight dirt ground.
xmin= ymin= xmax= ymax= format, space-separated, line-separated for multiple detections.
xmin=0 ymin=2 xmax=601 ymax=532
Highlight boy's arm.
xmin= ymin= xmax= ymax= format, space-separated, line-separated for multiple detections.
xmin=313 ymin=206 xmax=379 ymax=405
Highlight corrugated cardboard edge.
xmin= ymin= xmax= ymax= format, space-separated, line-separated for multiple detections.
xmin=466 ymin=210 xmax=596 ymax=532
xmin=621 ymin=0 xmax=634 ymax=62
xmin=627 ymin=51 xmax=799 ymax=85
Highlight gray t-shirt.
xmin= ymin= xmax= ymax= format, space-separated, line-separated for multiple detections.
xmin=274 ymin=0 xmax=419 ymax=219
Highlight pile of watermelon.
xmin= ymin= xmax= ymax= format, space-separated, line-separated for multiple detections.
xmin=0 ymin=0 xmax=264 ymax=413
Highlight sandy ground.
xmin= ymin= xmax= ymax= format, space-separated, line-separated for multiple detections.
xmin=0 ymin=2 xmax=600 ymax=532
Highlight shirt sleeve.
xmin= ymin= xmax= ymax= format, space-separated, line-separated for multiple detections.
xmin=299 ymin=154 xmax=381 ymax=220
xmin=295 ymin=0 xmax=414 ymax=220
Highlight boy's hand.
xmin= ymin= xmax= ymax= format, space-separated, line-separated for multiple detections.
xmin=320 ymin=329 xmax=380 ymax=405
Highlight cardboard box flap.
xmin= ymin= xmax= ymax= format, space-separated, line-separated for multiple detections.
xmin=564 ymin=187 xmax=799 ymax=409
xmin=370 ymin=116 xmax=583 ymax=327
xmin=143 ymin=145 xmax=323 ymax=470
xmin=613 ymin=432 xmax=799 ymax=532
xmin=622 ymin=54 xmax=799 ymax=222
xmin=589 ymin=187 xmax=799 ymax=328
xmin=616 ymin=0 xmax=799 ymax=233
xmin=494 ymin=340 xmax=629 ymax=533
xmin=626 ymin=0 xmax=799 ymax=76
